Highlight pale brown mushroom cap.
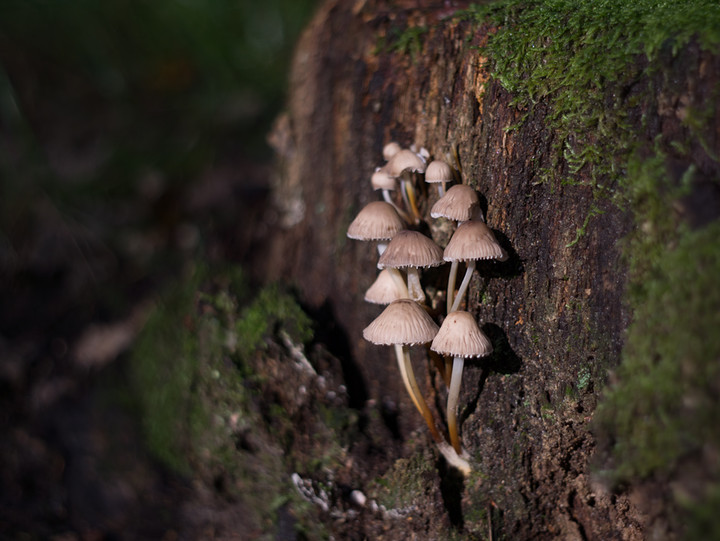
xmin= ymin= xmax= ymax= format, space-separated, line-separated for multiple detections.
xmin=425 ymin=160 xmax=453 ymax=184
xmin=387 ymin=149 xmax=426 ymax=177
xmin=378 ymin=230 xmax=444 ymax=269
xmin=363 ymin=299 xmax=439 ymax=346
xmin=443 ymin=220 xmax=507 ymax=262
xmin=347 ymin=201 xmax=405 ymax=241
xmin=371 ymin=167 xmax=396 ymax=191
xmin=431 ymin=311 xmax=493 ymax=358
xmin=364 ymin=269 xmax=406 ymax=304
xmin=383 ymin=142 xmax=402 ymax=161
xmin=430 ymin=185 xmax=480 ymax=221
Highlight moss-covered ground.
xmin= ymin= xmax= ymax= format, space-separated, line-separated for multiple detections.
xmin=129 ymin=264 xmax=336 ymax=538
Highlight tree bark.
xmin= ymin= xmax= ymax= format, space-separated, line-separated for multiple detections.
xmin=260 ymin=1 xmax=720 ymax=538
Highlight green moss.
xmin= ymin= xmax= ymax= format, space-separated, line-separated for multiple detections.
xmin=461 ymin=0 xmax=720 ymax=188
xmin=369 ymin=450 xmax=435 ymax=509
xmin=235 ymin=283 xmax=313 ymax=361
xmin=130 ymin=265 xmax=205 ymax=474
xmin=130 ymin=265 xmax=323 ymax=536
xmin=565 ymin=203 xmax=603 ymax=248
xmin=376 ymin=24 xmax=429 ymax=62
xmin=389 ymin=25 xmax=428 ymax=61
xmin=595 ymin=222 xmax=720 ymax=478
xmin=456 ymin=0 xmax=720 ymax=265
xmin=684 ymin=483 xmax=720 ymax=541
xmin=576 ymin=366 xmax=591 ymax=392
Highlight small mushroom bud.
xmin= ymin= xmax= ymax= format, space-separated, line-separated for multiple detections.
xmin=382 ymin=141 xmax=402 ymax=161
xmin=425 ymin=160 xmax=454 ymax=197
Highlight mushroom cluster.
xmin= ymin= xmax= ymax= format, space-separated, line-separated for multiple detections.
xmin=347 ymin=142 xmax=508 ymax=475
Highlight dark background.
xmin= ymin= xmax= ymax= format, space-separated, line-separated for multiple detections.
xmin=0 ymin=1 xmax=317 ymax=538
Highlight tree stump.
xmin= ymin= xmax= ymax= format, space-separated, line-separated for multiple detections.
xmin=260 ymin=1 xmax=720 ymax=538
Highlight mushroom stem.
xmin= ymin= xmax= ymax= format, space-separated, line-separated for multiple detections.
xmin=406 ymin=268 xmax=425 ymax=302
xmin=450 ymin=260 xmax=476 ymax=313
xmin=446 ymin=260 xmax=459 ymax=314
xmin=394 ymin=344 xmax=444 ymax=444
xmin=381 ymin=189 xmax=393 ymax=205
xmin=429 ymin=349 xmax=450 ymax=386
xmin=401 ymin=177 xmax=422 ymax=224
xmin=387 ymin=268 xmax=410 ymax=299
xmin=444 ymin=356 xmax=453 ymax=386
xmin=447 ymin=356 xmax=465 ymax=453
xmin=400 ymin=180 xmax=412 ymax=217
xmin=381 ymin=190 xmax=413 ymax=224
xmin=451 ymin=143 xmax=463 ymax=177
xmin=437 ymin=441 xmax=471 ymax=475
xmin=439 ymin=181 xmax=446 ymax=198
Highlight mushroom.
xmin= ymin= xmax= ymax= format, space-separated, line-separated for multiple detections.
xmin=371 ymin=166 xmax=395 ymax=196
xmin=410 ymin=144 xmax=430 ymax=163
xmin=364 ymin=268 xmax=409 ymax=304
xmin=363 ymin=299 xmax=441 ymax=440
xmin=425 ymin=160 xmax=453 ymax=197
xmin=444 ymin=220 xmax=507 ymax=313
xmin=386 ymin=148 xmax=426 ymax=177
xmin=430 ymin=184 xmax=482 ymax=223
xmin=347 ymin=201 xmax=405 ymax=256
xmin=431 ymin=311 xmax=492 ymax=454
xmin=363 ymin=299 xmax=471 ymax=474
xmin=382 ymin=141 xmax=402 ymax=161
xmin=378 ymin=230 xmax=444 ymax=303
xmin=386 ymin=149 xmax=426 ymax=223
xmin=371 ymin=166 xmax=411 ymax=223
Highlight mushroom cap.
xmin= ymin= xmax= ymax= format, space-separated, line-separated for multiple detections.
xmin=443 ymin=220 xmax=507 ymax=262
xmin=387 ymin=149 xmax=426 ymax=177
xmin=371 ymin=167 xmax=396 ymax=191
xmin=378 ymin=230 xmax=444 ymax=269
xmin=363 ymin=299 xmax=439 ymax=346
xmin=383 ymin=141 xmax=402 ymax=161
xmin=425 ymin=160 xmax=453 ymax=184
xmin=347 ymin=201 xmax=405 ymax=241
xmin=431 ymin=311 xmax=492 ymax=358
xmin=430 ymin=185 xmax=480 ymax=221
xmin=364 ymin=269 xmax=406 ymax=304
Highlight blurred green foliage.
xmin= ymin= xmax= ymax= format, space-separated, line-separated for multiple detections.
xmin=235 ymin=283 xmax=313 ymax=361
xmin=129 ymin=263 xmax=330 ymax=536
xmin=0 ymin=0 xmax=317 ymax=207
xmin=0 ymin=0 xmax=317 ymax=155
xmin=131 ymin=263 xmax=313 ymax=470
xmin=130 ymin=264 xmax=204 ymax=474
xmin=0 ymin=0 xmax=316 ymax=326
xmin=597 ymin=220 xmax=720 ymax=479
